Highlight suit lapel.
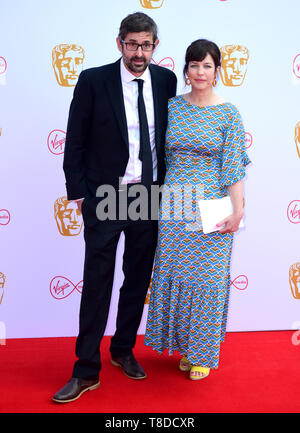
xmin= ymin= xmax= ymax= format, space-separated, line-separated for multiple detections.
xmin=105 ymin=59 xmax=129 ymax=150
xmin=105 ymin=61 xmax=164 ymax=153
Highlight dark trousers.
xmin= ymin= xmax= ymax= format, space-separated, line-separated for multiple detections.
xmin=72 ymin=192 xmax=158 ymax=380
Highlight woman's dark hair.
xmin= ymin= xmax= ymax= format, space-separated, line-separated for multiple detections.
xmin=183 ymin=39 xmax=221 ymax=77
xmin=118 ymin=12 xmax=158 ymax=42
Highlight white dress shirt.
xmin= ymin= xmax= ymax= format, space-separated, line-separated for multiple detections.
xmin=120 ymin=59 xmax=157 ymax=184
xmin=74 ymin=59 xmax=157 ymax=201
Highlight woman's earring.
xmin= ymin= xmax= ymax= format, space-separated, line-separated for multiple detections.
xmin=212 ymin=78 xmax=217 ymax=87
xmin=185 ymin=77 xmax=191 ymax=85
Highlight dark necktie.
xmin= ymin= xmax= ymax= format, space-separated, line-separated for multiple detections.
xmin=134 ymin=78 xmax=153 ymax=187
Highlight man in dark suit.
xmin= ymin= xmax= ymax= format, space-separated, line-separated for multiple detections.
xmin=53 ymin=12 xmax=177 ymax=403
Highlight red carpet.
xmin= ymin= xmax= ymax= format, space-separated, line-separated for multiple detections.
xmin=0 ymin=331 xmax=299 ymax=413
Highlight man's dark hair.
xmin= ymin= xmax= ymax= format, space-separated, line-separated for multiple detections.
xmin=183 ymin=39 xmax=221 ymax=77
xmin=118 ymin=12 xmax=158 ymax=42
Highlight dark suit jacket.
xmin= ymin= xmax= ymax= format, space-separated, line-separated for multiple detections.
xmin=63 ymin=58 xmax=177 ymax=203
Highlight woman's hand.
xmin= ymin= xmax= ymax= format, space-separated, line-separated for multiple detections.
xmin=216 ymin=210 xmax=243 ymax=234
xmin=217 ymin=179 xmax=244 ymax=234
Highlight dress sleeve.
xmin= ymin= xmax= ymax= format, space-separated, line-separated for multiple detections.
xmin=220 ymin=108 xmax=251 ymax=187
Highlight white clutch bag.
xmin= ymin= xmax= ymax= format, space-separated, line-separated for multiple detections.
xmin=198 ymin=196 xmax=244 ymax=234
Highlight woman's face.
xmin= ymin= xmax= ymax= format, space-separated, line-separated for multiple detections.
xmin=187 ymin=53 xmax=219 ymax=90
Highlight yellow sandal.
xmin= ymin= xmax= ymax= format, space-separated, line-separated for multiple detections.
xmin=189 ymin=366 xmax=210 ymax=380
xmin=179 ymin=356 xmax=191 ymax=372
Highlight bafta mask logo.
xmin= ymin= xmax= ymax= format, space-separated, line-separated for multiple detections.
xmin=0 ymin=272 xmax=5 ymax=305
xmin=0 ymin=209 xmax=10 ymax=225
xmin=54 ymin=196 xmax=83 ymax=236
xmin=50 ymin=276 xmax=83 ymax=300
xmin=293 ymin=54 xmax=300 ymax=79
xmin=47 ymin=129 xmax=66 ymax=155
xmin=139 ymin=0 xmax=164 ymax=8
xmin=220 ymin=45 xmax=249 ymax=87
xmin=290 ymin=263 xmax=300 ymax=299
xmin=152 ymin=57 xmax=175 ymax=72
xmin=52 ymin=44 xmax=85 ymax=87
xmin=295 ymin=122 xmax=300 ymax=158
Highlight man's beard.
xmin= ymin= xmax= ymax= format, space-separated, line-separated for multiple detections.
xmin=123 ymin=55 xmax=148 ymax=74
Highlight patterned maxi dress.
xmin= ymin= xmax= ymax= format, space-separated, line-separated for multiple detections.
xmin=144 ymin=95 xmax=251 ymax=369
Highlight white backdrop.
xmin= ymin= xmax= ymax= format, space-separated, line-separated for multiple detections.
xmin=0 ymin=0 xmax=300 ymax=340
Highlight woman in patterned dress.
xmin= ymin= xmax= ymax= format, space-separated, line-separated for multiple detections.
xmin=144 ymin=39 xmax=250 ymax=380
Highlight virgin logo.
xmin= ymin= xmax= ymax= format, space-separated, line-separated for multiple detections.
xmin=231 ymin=275 xmax=248 ymax=290
xmin=50 ymin=276 xmax=82 ymax=300
xmin=152 ymin=57 xmax=175 ymax=72
xmin=47 ymin=130 xmax=66 ymax=155
xmin=293 ymin=54 xmax=300 ymax=79
xmin=0 ymin=57 xmax=7 ymax=75
xmin=287 ymin=200 xmax=300 ymax=224
xmin=0 ymin=209 xmax=10 ymax=226
xmin=245 ymin=132 xmax=253 ymax=149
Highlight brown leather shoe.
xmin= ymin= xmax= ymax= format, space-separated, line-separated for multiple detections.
xmin=52 ymin=378 xmax=100 ymax=403
xmin=111 ymin=354 xmax=147 ymax=379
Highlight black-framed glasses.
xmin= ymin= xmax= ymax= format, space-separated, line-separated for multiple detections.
xmin=120 ymin=40 xmax=155 ymax=52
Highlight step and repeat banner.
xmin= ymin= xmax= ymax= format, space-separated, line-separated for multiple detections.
xmin=0 ymin=0 xmax=300 ymax=340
